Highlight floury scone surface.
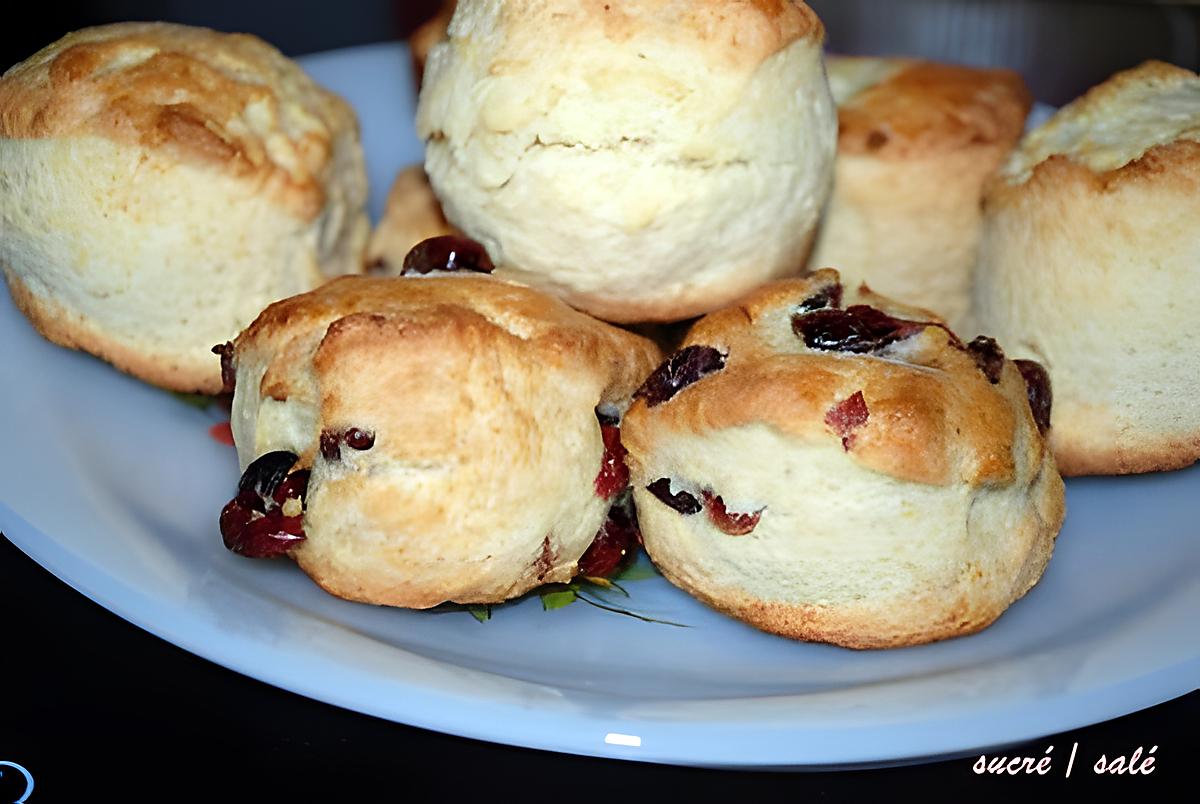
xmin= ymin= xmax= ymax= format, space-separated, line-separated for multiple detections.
xmin=417 ymin=0 xmax=836 ymax=322
xmin=0 ymin=22 xmax=369 ymax=392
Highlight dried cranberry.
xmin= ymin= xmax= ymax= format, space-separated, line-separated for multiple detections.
xmin=1015 ymin=359 xmax=1053 ymax=434
xmin=634 ymin=346 xmax=727 ymax=407
xmin=212 ymin=342 xmax=236 ymax=394
xmin=967 ymin=336 xmax=1006 ymax=384
xmin=401 ymin=235 xmax=494 ymax=276
xmin=220 ymin=453 xmax=309 ymax=559
xmin=701 ymin=491 xmax=762 ymax=536
xmin=795 ymin=283 xmax=843 ymax=314
xmin=345 ymin=428 xmax=375 ymax=450
xmin=578 ymin=497 xmax=640 ymax=577
xmin=238 ymin=451 xmax=299 ymax=498
xmin=646 ymin=478 xmax=702 ymax=515
xmin=319 ymin=430 xmax=342 ymax=462
xmin=220 ymin=501 xmax=306 ymax=558
xmin=792 ymin=305 xmax=928 ymax=354
xmin=594 ymin=424 xmax=629 ymax=499
xmin=825 ymin=390 xmax=870 ymax=451
xmin=272 ymin=469 xmax=311 ymax=506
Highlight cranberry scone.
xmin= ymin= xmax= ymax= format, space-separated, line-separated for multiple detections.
xmin=417 ymin=0 xmax=836 ymax=323
xmin=973 ymin=61 xmax=1200 ymax=475
xmin=0 ymin=23 xmax=368 ymax=393
xmin=216 ymin=239 xmax=660 ymax=607
xmin=621 ymin=270 xmax=1065 ymax=648
xmin=807 ymin=57 xmax=1031 ymax=329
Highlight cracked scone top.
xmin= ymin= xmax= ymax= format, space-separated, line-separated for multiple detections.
xmin=221 ymin=271 xmax=661 ymax=607
xmin=974 ymin=61 xmax=1200 ymax=476
xmin=621 ymin=270 xmax=1065 ymax=648
xmin=416 ymin=0 xmax=836 ymax=323
xmin=0 ymin=22 xmax=369 ymax=393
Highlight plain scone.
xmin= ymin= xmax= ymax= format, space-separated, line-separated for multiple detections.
xmin=224 ymin=273 xmax=660 ymax=607
xmin=972 ymin=61 xmax=1200 ymax=476
xmin=808 ymin=57 xmax=1031 ymax=329
xmin=622 ymin=270 xmax=1065 ymax=648
xmin=417 ymin=0 xmax=836 ymax=323
xmin=0 ymin=22 xmax=369 ymax=393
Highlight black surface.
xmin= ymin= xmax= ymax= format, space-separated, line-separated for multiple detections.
xmin=0 ymin=534 xmax=1193 ymax=801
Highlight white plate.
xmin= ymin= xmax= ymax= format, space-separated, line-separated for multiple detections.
xmin=1 ymin=43 xmax=1197 ymax=769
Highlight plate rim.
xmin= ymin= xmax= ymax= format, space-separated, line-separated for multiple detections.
xmin=4 ymin=503 xmax=1197 ymax=769
xmin=2 ymin=41 xmax=1197 ymax=769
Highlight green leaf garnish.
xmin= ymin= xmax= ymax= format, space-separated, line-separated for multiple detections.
xmin=430 ymin=553 xmax=678 ymax=626
xmin=171 ymin=391 xmax=215 ymax=410
xmin=574 ymin=592 xmax=689 ymax=628
xmin=539 ymin=587 xmax=578 ymax=611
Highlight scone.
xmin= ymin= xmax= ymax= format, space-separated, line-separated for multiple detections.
xmin=621 ymin=270 xmax=1064 ymax=648
xmin=217 ymin=239 xmax=661 ymax=607
xmin=973 ymin=61 xmax=1200 ymax=475
xmin=365 ymin=166 xmax=457 ymax=274
xmin=417 ymin=0 xmax=836 ymax=323
xmin=807 ymin=57 xmax=1031 ymax=329
xmin=0 ymin=22 xmax=369 ymax=393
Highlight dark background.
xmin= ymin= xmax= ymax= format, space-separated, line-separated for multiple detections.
xmin=2 ymin=1 xmax=1199 ymax=104
xmin=2 ymin=1 xmax=1197 ymax=800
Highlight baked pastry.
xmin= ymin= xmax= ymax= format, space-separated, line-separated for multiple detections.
xmin=217 ymin=240 xmax=660 ymax=607
xmin=410 ymin=0 xmax=455 ymax=86
xmin=973 ymin=61 xmax=1200 ymax=475
xmin=621 ymin=269 xmax=1064 ymax=648
xmin=807 ymin=57 xmax=1031 ymax=329
xmin=0 ymin=22 xmax=369 ymax=393
xmin=365 ymin=165 xmax=457 ymax=274
xmin=417 ymin=0 xmax=836 ymax=323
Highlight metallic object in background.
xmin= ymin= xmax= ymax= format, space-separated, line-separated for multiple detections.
xmin=811 ymin=0 xmax=1199 ymax=105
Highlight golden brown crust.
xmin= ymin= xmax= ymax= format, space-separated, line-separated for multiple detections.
xmin=0 ymin=22 xmax=358 ymax=219
xmin=238 ymin=274 xmax=658 ymax=394
xmin=1053 ymin=430 xmax=1200 ymax=477
xmin=490 ymin=0 xmax=823 ymax=66
xmin=836 ymin=59 xmax=1032 ymax=159
xmin=988 ymin=139 xmax=1200 ymax=208
xmin=625 ymin=271 xmax=1037 ymax=487
xmin=4 ymin=268 xmax=220 ymax=393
